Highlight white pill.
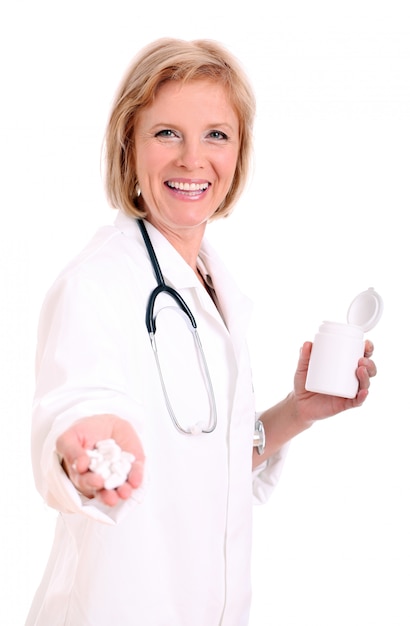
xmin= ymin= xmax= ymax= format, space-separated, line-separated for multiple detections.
xmin=86 ymin=439 xmax=135 ymax=490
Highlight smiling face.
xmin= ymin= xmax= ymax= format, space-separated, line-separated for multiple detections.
xmin=134 ymin=79 xmax=240 ymax=245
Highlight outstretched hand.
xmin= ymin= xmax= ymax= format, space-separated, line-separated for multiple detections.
xmin=293 ymin=340 xmax=377 ymax=425
xmin=56 ymin=414 xmax=145 ymax=507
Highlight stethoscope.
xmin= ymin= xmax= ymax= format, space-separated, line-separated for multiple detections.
xmin=137 ymin=218 xmax=266 ymax=453
xmin=137 ymin=218 xmax=217 ymax=436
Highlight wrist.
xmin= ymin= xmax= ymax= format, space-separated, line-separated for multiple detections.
xmin=286 ymin=391 xmax=315 ymax=434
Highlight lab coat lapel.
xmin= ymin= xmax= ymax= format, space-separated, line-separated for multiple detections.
xmin=199 ymin=237 xmax=253 ymax=358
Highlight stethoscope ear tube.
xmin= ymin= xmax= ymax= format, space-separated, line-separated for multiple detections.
xmin=137 ymin=219 xmax=164 ymax=286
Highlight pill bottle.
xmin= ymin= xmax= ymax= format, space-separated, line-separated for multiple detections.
xmin=305 ymin=287 xmax=383 ymax=398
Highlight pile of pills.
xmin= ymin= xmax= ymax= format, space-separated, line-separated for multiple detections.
xmin=86 ymin=439 xmax=135 ymax=490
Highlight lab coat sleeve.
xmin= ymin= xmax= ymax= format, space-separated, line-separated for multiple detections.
xmin=32 ymin=259 xmax=146 ymax=525
xmin=252 ymin=441 xmax=290 ymax=504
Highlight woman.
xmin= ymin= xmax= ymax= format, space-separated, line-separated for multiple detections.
xmin=26 ymin=38 xmax=376 ymax=625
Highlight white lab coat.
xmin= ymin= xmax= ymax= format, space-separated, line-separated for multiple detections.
xmin=26 ymin=211 xmax=287 ymax=626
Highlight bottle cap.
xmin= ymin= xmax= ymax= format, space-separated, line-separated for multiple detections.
xmin=346 ymin=287 xmax=384 ymax=332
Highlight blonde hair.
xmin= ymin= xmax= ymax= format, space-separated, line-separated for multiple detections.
xmin=104 ymin=38 xmax=255 ymax=220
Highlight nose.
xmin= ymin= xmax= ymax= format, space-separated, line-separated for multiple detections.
xmin=175 ymin=138 xmax=205 ymax=170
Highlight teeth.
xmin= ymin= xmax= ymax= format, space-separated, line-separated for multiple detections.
xmin=167 ymin=181 xmax=209 ymax=191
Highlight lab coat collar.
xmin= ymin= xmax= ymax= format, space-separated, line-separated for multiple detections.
xmin=115 ymin=211 xmax=200 ymax=289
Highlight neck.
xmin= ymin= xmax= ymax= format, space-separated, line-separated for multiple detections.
xmin=145 ymin=218 xmax=206 ymax=272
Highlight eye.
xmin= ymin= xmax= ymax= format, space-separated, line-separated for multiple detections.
xmin=208 ymin=130 xmax=229 ymax=141
xmin=155 ymin=129 xmax=178 ymax=138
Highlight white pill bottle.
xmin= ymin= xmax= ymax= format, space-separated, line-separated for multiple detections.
xmin=305 ymin=287 xmax=383 ymax=398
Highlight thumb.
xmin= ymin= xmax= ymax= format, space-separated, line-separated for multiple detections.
xmin=56 ymin=431 xmax=90 ymax=475
xmin=297 ymin=341 xmax=312 ymax=373
xmin=294 ymin=342 xmax=312 ymax=392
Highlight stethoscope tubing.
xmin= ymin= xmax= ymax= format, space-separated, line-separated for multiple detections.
xmin=137 ymin=218 xmax=217 ymax=435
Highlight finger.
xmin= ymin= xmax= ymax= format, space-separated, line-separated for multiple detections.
xmin=57 ymin=434 xmax=90 ymax=475
xmin=358 ymin=356 xmax=377 ymax=378
xmin=353 ymin=365 xmax=372 ymax=406
xmin=62 ymin=453 xmax=105 ymax=497
xmin=76 ymin=467 xmax=105 ymax=491
xmin=364 ymin=339 xmax=374 ymax=358
xmin=356 ymin=364 xmax=371 ymax=391
xmin=301 ymin=341 xmax=312 ymax=361
xmin=116 ymin=481 xmax=134 ymax=500
xmin=355 ymin=387 xmax=369 ymax=405
xmin=71 ymin=453 xmax=92 ymax=475
xmin=295 ymin=342 xmax=312 ymax=374
xmin=97 ymin=489 xmax=121 ymax=507
xmin=127 ymin=460 xmax=145 ymax=489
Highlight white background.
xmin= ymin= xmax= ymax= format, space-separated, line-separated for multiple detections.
xmin=1 ymin=1 xmax=409 ymax=624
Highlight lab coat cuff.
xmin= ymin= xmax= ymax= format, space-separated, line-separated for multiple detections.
xmin=45 ymin=448 xmax=141 ymax=524
xmin=252 ymin=441 xmax=290 ymax=504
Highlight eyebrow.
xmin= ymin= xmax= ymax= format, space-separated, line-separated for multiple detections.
xmin=147 ymin=122 xmax=238 ymax=132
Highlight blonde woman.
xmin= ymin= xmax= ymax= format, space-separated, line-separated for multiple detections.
xmin=27 ymin=38 xmax=376 ymax=626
